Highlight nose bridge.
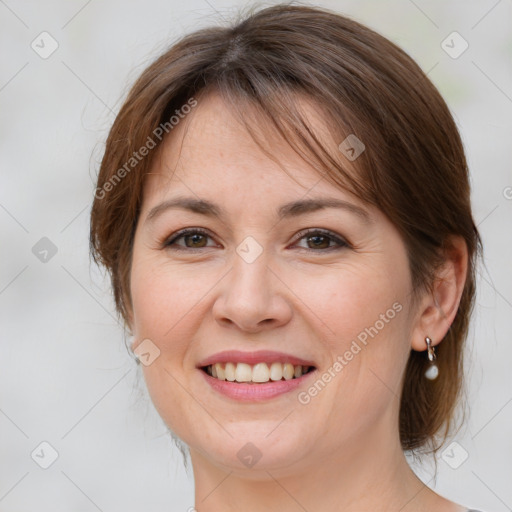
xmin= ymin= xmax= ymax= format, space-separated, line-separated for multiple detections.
xmin=229 ymin=242 xmax=272 ymax=308
xmin=228 ymin=232 xmax=270 ymax=286
xmin=212 ymin=237 xmax=291 ymax=331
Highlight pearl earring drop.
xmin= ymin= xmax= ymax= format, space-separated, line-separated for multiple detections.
xmin=424 ymin=336 xmax=439 ymax=380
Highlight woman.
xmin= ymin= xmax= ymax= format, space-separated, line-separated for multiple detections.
xmin=90 ymin=4 xmax=484 ymax=511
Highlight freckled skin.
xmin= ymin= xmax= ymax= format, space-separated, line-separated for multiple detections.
xmin=129 ymin=93 xmax=468 ymax=512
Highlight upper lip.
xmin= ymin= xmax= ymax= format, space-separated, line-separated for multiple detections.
xmin=197 ymin=350 xmax=316 ymax=368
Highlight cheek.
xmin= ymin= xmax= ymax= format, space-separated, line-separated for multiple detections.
xmin=289 ymin=260 xmax=411 ymax=409
xmin=130 ymin=256 xmax=207 ymax=342
xmin=130 ymin=260 xmax=206 ymax=439
xmin=290 ymin=258 xmax=409 ymax=345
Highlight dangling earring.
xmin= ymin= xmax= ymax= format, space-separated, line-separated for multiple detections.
xmin=424 ymin=336 xmax=439 ymax=380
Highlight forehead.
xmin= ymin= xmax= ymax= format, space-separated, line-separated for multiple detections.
xmin=142 ymin=91 xmax=362 ymax=208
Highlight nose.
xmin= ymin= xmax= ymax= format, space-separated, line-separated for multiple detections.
xmin=212 ymin=250 xmax=293 ymax=334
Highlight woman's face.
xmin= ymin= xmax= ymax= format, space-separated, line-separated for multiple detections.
xmin=130 ymin=93 xmax=418 ymax=475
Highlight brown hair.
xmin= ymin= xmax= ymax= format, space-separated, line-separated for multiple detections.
xmin=90 ymin=4 xmax=482 ymax=455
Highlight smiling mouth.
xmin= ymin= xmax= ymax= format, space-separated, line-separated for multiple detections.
xmin=201 ymin=362 xmax=316 ymax=384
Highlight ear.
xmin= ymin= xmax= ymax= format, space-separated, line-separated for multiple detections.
xmin=411 ymin=236 xmax=468 ymax=351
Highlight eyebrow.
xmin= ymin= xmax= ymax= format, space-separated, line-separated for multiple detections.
xmin=144 ymin=196 xmax=373 ymax=225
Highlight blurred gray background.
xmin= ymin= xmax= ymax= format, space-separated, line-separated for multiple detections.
xmin=1 ymin=0 xmax=511 ymax=510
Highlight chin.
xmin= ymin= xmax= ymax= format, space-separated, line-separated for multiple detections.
xmin=186 ymin=423 xmax=310 ymax=475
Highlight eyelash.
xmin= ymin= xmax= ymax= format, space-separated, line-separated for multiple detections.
xmin=163 ymin=227 xmax=350 ymax=252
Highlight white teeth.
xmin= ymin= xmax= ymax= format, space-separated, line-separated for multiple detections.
xmin=252 ymin=363 xmax=270 ymax=382
xmin=225 ymin=362 xmax=236 ymax=381
xmin=235 ymin=363 xmax=252 ymax=382
xmin=205 ymin=362 xmax=312 ymax=383
xmin=214 ymin=363 xmax=225 ymax=380
xmin=283 ymin=363 xmax=294 ymax=380
xmin=270 ymin=362 xmax=283 ymax=381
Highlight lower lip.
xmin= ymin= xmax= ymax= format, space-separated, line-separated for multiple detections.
xmin=199 ymin=369 xmax=316 ymax=401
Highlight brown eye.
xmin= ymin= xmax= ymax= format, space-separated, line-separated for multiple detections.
xmin=164 ymin=228 xmax=217 ymax=250
xmin=294 ymin=229 xmax=349 ymax=251
xmin=306 ymin=234 xmax=331 ymax=249
xmin=183 ymin=233 xmax=208 ymax=248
